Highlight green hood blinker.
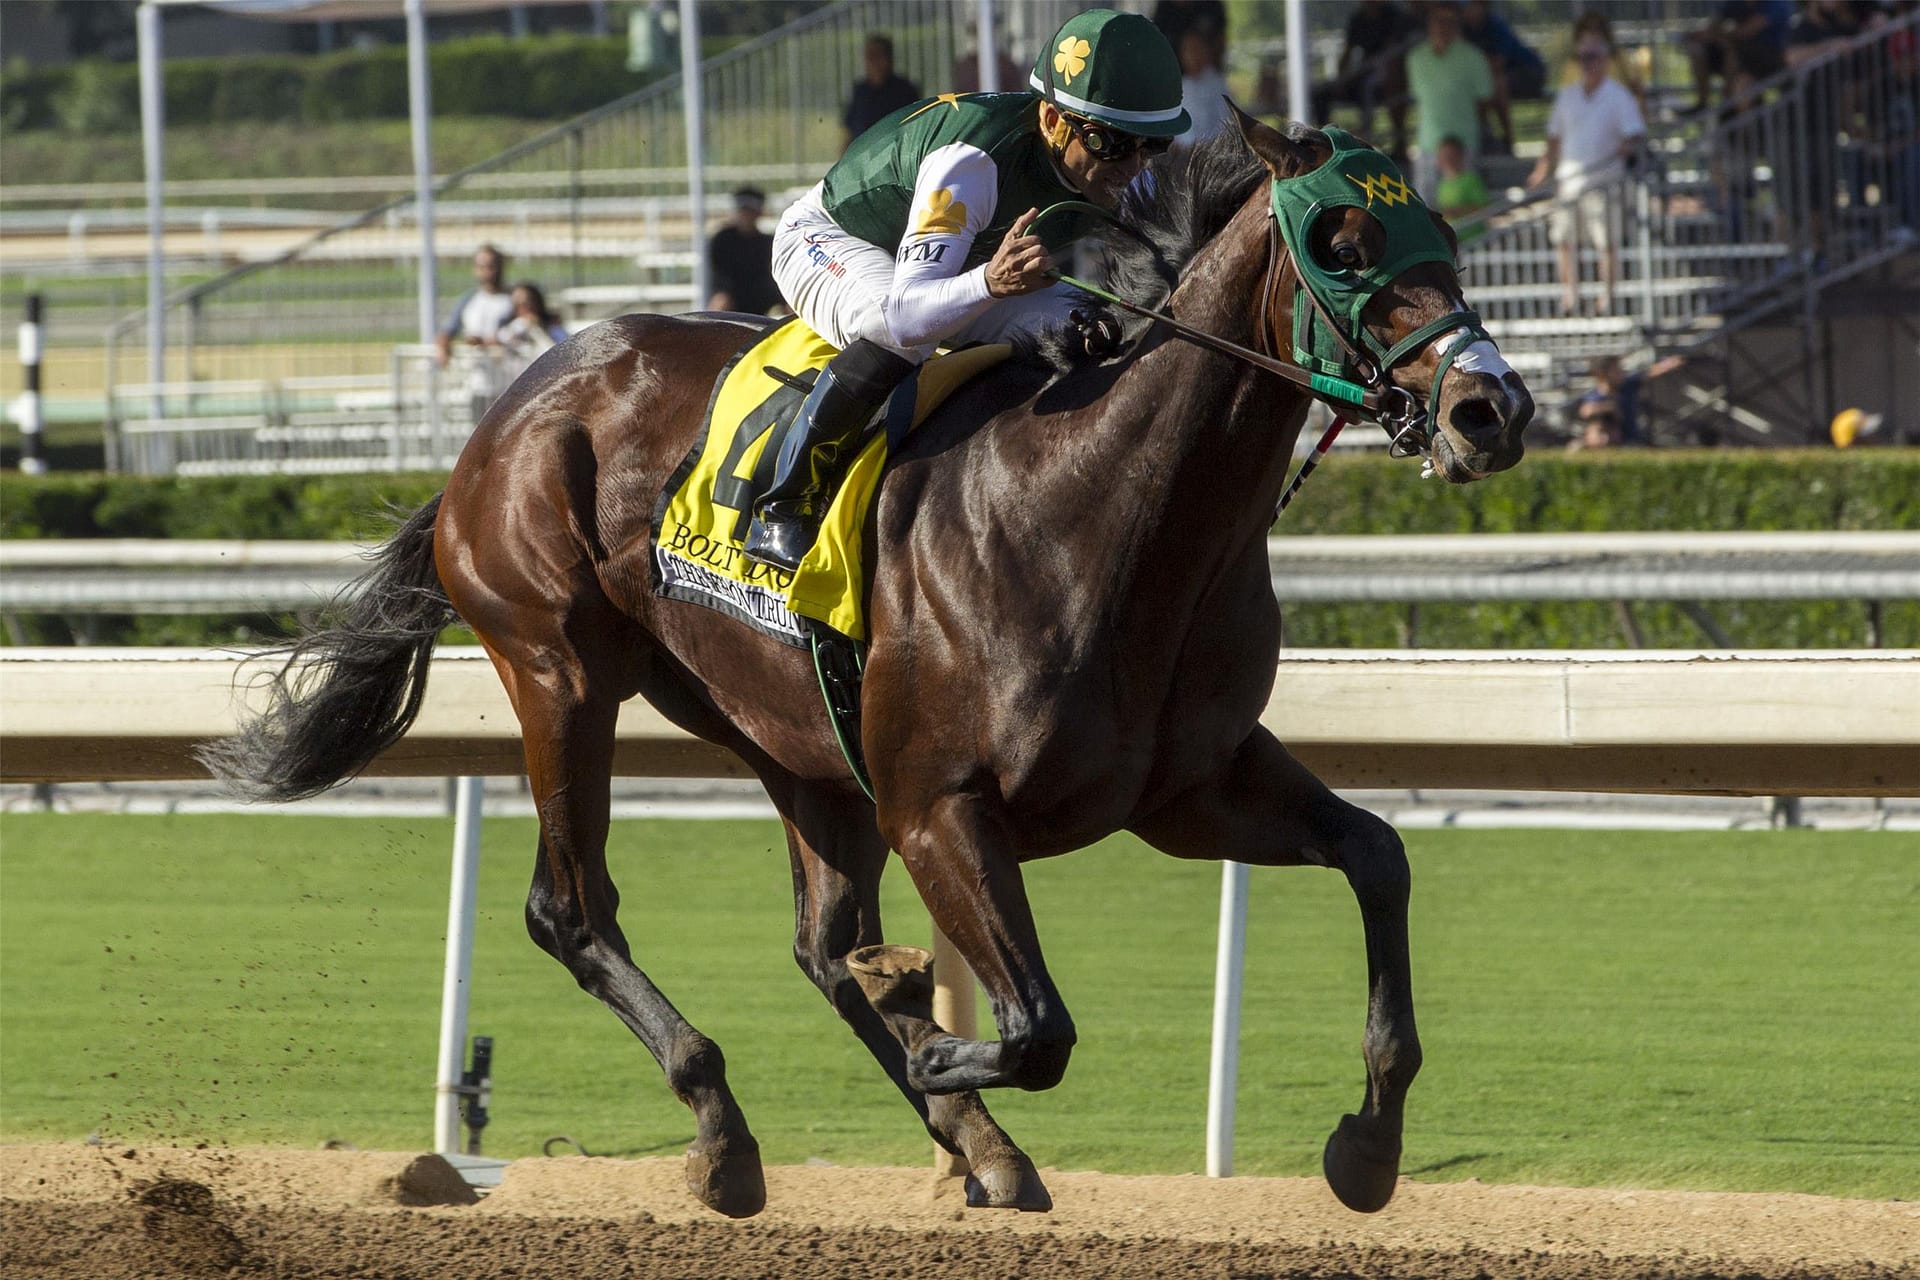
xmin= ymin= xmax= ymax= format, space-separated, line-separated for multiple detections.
xmin=1269 ymin=127 xmax=1492 ymax=445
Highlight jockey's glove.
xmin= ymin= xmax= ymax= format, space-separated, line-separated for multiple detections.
xmin=1069 ymin=307 xmax=1125 ymax=361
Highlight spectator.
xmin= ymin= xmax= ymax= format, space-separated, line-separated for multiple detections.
xmin=1434 ymin=134 xmax=1491 ymax=231
xmin=843 ymin=34 xmax=921 ymax=149
xmin=1567 ymin=398 xmax=1624 ymax=451
xmin=1311 ymin=0 xmax=1418 ymax=156
xmin=1405 ymin=2 xmax=1496 ymax=202
xmin=1579 ymin=353 xmax=1685 ymax=446
xmin=435 ymin=243 xmax=518 ymax=422
xmin=1461 ymin=0 xmax=1547 ymax=154
xmin=1528 ymin=16 xmax=1645 ymax=315
xmin=497 ymin=283 xmax=568 ymax=380
xmin=1684 ymin=0 xmax=1792 ymax=116
xmin=1174 ymin=27 xmax=1231 ymax=149
xmin=706 ymin=187 xmax=780 ymax=315
xmin=1151 ymin=0 xmax=1228 ymax=64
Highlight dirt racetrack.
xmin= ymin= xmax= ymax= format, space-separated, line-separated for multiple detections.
xmin=3 ymin=1143 xmax=1915 ymax=1280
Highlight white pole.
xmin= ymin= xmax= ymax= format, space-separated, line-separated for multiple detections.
xmin=1205 ymin=860 xmax=1250 ymax=1176
xmin=930 ymin=925 xmax=977 ymax=1178
xmin=434 ymin=776 xmax=485 ymax=1154
xmin=405 ymin=0 xmax=438 ymax=346
xmin=680 ymin=0 xmax=708 ymax=308
xmin=1285 ymin=0 xmax=1311 ymax=124
xmin=137 ymin=2 xmax=164 ymax=421
xmin=1203 ymin=1 xmax=1308 ymax=1179
xmin=976 ymin=0 xmax=998 ymax=93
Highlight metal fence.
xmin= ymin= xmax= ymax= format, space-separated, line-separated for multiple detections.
xmin=1456 ymin=9 xmax=1918 ymax=398
xmin=1701 ymin=8 xmax=1919 ymax=304
xmin=101 ymin=0 xmax=1081 ymax=472
xmin=112 ymin=346 xmax=467 ymax=476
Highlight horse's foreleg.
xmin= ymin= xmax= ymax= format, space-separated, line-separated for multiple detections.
xmin=515 ymin=677 xmax=764 ymax=1218
xmin=886 ymin=793 xmax=1078 ymax=1098
xmin=775 ymin=780 xmax=1050 ymax=1210
xmin=1130 ymin=728 xmax=1421 ymax=1214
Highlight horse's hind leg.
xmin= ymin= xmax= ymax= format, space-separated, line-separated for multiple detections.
xmin=771 ymin=778 xmax=1050 ymax=1210
xmin=1130 ymin=728 xmax=1421 ymax=1214
xmin=511 ymin=667 xmax=764 ymax=1218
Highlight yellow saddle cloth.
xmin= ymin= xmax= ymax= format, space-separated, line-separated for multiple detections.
xmin=650 ymin=318 xmax=1009 ymax=646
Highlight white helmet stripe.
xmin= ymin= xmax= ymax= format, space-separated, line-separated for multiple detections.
xmin=1027 ymin=72 xmax=1187 ymax=124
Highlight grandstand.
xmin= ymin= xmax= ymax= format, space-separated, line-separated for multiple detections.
xmin=3 ymin=0 xmax=1914 ymax=473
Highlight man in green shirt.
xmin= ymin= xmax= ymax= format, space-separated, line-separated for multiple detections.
xmin=1403 ymin=2 xmax=1494 ymax=204
xmin=745 ymin=9 xmax=1189 ymax=573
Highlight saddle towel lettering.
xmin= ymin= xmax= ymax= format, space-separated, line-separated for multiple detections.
xmin=651 ymin=318 xmax=1008 ymax=646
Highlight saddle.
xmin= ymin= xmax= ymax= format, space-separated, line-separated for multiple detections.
xmin=649 ymin=319 xmax=1008 ymax=798
xmin=650 ymin=317 xmax=1008 ymax=650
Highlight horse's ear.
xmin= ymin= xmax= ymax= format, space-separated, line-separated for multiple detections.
xmin=1229 ymin=101 xmax=1317 ymax=179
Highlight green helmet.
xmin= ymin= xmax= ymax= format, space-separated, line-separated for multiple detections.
xmin=1028 ymin=9 xmax=1190 ymax=140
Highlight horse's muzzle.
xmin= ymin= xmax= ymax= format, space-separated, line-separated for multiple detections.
xmin=1432 ymin=371 xmax=1531 ymax=482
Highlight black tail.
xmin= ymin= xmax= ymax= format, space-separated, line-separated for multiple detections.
xmin=197 ymin=495 xmax=456 ymax=802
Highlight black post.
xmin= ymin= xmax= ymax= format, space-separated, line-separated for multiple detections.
xmin=17 ymin=293 xmax=45 ymax=474
xmin=460 ymin=1035 xmax=493 ymax=1155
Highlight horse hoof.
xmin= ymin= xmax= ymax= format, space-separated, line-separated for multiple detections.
xmin=685 ymin=1136 xmax=766 ymax=1219
xmin=963 ymin=1154 xmax=1052 ymax=1212
xmin=1322 ymin=1114 xmax=1401 ymax=1213
xmin=846 ymin=944 xmax=935 ymax=1019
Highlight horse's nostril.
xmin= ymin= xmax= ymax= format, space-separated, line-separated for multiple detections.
xmin=1448 ymin=395 xmax=1504 ymax=441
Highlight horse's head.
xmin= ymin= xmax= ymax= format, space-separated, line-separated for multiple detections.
xmin=1235 ymin=110 xmax=1532 ymax=483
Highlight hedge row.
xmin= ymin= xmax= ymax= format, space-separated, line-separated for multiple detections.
xmin=3 ymin=35 xmax=660 ymax=133
xmin=3 ymin=451 xmax=1916 ymax=649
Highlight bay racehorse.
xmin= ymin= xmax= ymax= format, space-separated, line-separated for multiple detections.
xmin=202 ymin=115 xmax=1533 ymax=1217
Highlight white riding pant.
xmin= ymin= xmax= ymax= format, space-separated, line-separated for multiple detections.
xmin=770 ymin=182 xmax=1080 ymax=364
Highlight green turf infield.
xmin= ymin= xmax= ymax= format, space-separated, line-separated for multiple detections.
xmin=1 ymin=815 xmax=1913 ymax=1199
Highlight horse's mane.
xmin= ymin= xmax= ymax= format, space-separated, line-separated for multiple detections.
xmin=1022 ymin=124 xmax=1314 ymax=372
xmin=1101 ymin=128 xmax=1268 ymax=305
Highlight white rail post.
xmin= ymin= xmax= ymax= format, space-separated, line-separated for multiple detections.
xmin=680 ymin=0 xmax=709 ymax=308
xmin=1205 ymin=5 xmax=1306 ymax=1179
xmin=930 ymin=925 xmax=977 ymax=1177
xmin=1285 ymin=0 xmax=1311 ymax=123
xmin=404 ymin=0 xmax=446 ymax=462
xmin=1206 ymin=860 xmax=1250 ymax=1176
xmin=434 ymin=776 xmax=486 ymax=1154
xmin=405 ymin=0 xmax=438 ymax=349
xmin=137 ymin=2 xmax=165 ymax=425
xmin=977 ymin=0 xmax=998 ymax=93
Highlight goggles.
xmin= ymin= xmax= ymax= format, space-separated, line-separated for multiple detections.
xmin=1065 ymin=114 xmax=1172 ymax=163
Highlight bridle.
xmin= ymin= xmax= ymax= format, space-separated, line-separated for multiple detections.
xmin=1036 ymin=130 xmax=1491 ymax=475
xmin=1262 ymin=126 xmax=1492 ymax=459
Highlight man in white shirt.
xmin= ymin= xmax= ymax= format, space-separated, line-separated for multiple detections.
xmin=435 ymin=244 xmax=519 ymax=422
xmin=1173 ymin=27 xmax=1230 ymax=150
xmin=1527 ymin=22 xmax=1645 ymax=316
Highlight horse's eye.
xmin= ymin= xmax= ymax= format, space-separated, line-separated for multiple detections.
xmin=1332 ymin=242 xmax=1363 ymax=269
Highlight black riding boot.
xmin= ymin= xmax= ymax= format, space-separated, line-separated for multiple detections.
xmin=743 ymin=339 xmax=915 ymax=572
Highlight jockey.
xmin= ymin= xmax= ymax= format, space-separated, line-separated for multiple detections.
xmin=744 ymin=8 xmax=1191 ymax=572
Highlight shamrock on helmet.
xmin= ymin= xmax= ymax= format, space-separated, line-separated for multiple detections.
xmin=1028 ymin=9 xmax=1191 ymax=141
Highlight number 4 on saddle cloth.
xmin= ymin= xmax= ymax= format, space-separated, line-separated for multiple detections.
xmin=650 ymin=317 xmax=1010 ymax=651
